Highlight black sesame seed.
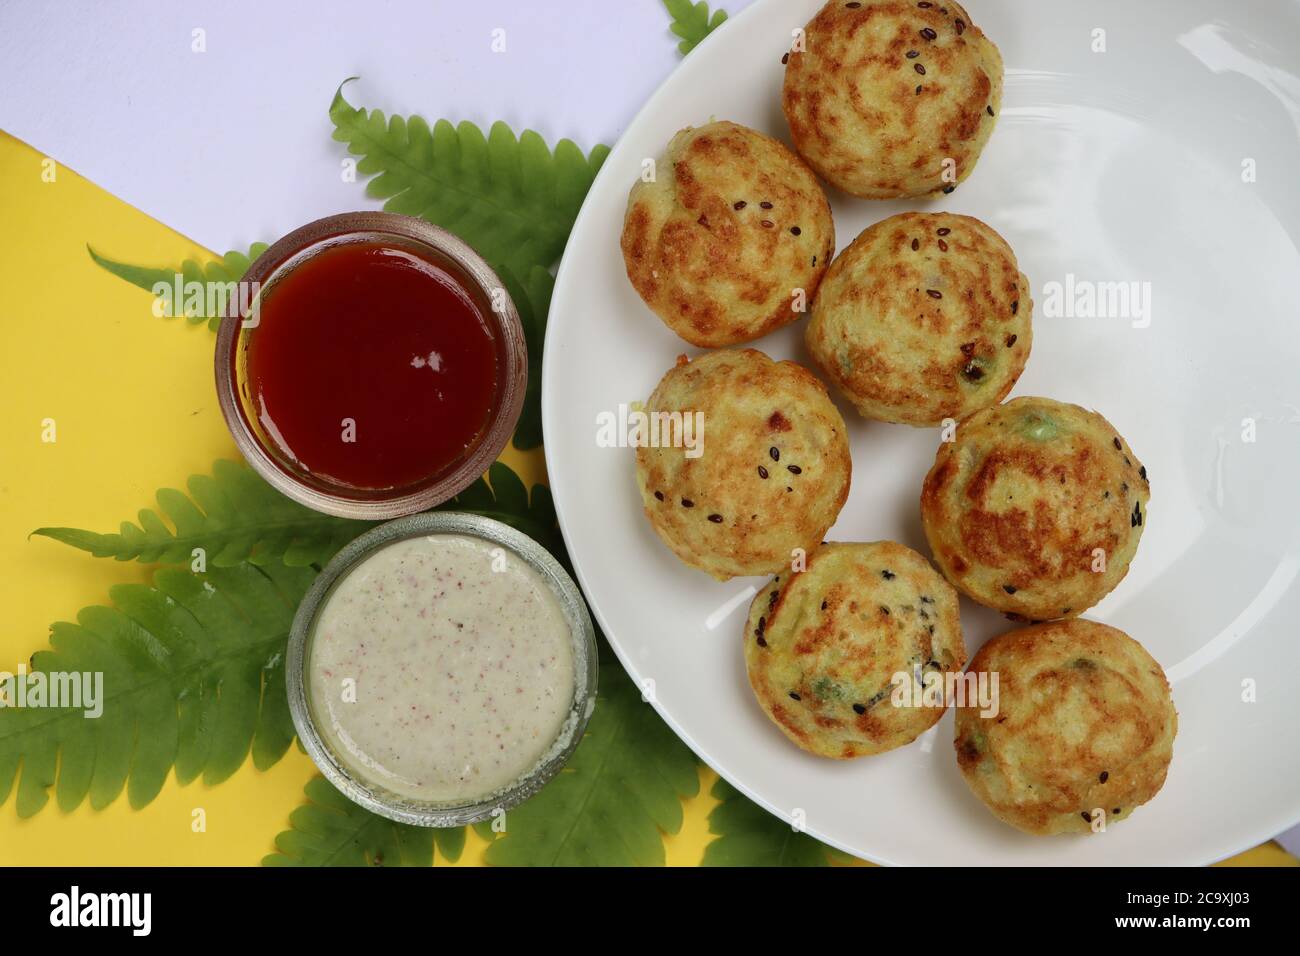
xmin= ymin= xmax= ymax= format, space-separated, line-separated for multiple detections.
xmin=914 ymin=63 xmax=926 ymax=75
xmin=962 ymin=361 xmax=984 ymax=381
xmin=918 ymin=1 xmax=932 ymax=6
xmin=654 ymin=490 xmax=664 ymax=501
xmin=937 ymin=227 xmax=951 ymax=235
xmin=881 ymin=570 xmax=896 ymax=580
xmin=1124 ymin=456 xmax=1131 ymax=466
xmin=708 ymin=513 xmax=723 ymax=523
xmin=1113 ymin=436 xmax=1123 ymax=450
xmin=697 ymin=214 xmax=709 ymax=227
xmin=1099 ymin=771 xmax=1109 ymax=783
xmin=681 ymin=498 xmax=694 ymax=508
xmin=920 ymin=27 xmax=937 ymax=41
xmin=916 ymin=85 xmax=923 ymax=94
xmin=927 ymin=289 xmax=943 ymax=299
xmin=1131 ymin=501 xmax=1143 ymax=527
xmin=986 ymin=104 xmax=994 ymax=116
xmin=960 ymin=341 xmax=975 ymax=355
xmin=787 ymin=464 xmax=802 ymax=474
xmin=911 ymin=237 xmax=920 ymax=250
xmin=821 ymin=600 xmax=828 ymax=610
xmin=790 ymin=226 xmax=801 ymax=235
xmin=1003 ymin=584 xmax=1017 ymax=594
xmin=1139 ymin=465 xmax=1148 ymax=481
xmin=789 ymin=691 xmax=801 ymax=701
xmin=906 ymin=50 xmax=919 ymax=58
xmin=786 ymin=486 xmax=793 ymax=493
xmin=846 ymin=1 xmax=861 ymax=6
xmin=1081 ymin=812 xmax=1093 ymax=823
xmin=880 ymin=605 xmax=891 ymax=615
xmin=1113 ymin=808 xmax=1121 ymax=815
xmin=769 ymin=590 xmax=779 ymax=608
xmin=1122 ymin=482 xmax=1129 ymax=492
xmin=734 ymin=200 xmax=747 ymax=210
xmin=1005 ymin=333 xmax=1017 ymax=347
xmin=920 ymin=595 xmax=934 ymax=604
xmin=955 ymin=18 xmax=965 ymax=34
xmin=757 ymin=465 xmax=769 ymax=479
xmin=942 ymin=185 xmax=955 ymax=194
xmin=756 ymin=616 xmax=766 ymax=636
xmin=781 ymin=52 xmax=790 ymax=64
xmin=760 ymin=219 xmax=774 ymax=228
xmin=938 ymin=239 xmax=948 ymax=252
xmin=759 ymin=201 xmax=773 ymax=209
xmin=852 ymin=703 xmax=866 ymax=714
xmin=770 ymin=446 xmax=780 ymax=461
xmin=1011 ymin=300 xmax=1018 ymax=314
xmin=756 ymin=635 xmax=767 ymax=647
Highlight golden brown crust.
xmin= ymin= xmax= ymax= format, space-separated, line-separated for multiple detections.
xmin=953 ymin=619 xmax=1177 ymax=835
xmin=635 ymin=349 xmax=851 ymax=580
xmin=806 ymin=212 xmax=1032 ymax=426
xmin=744 ymin=541 xmax=965 ymax=758
xmin=782 ymin=0 xmax=1002 ymax=199
xmin=620 ymin=121 xmax=835 ymax=347
xmin=920 ymin=397 xmax=1150 ymax=620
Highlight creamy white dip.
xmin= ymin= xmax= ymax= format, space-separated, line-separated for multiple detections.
xmin=308 ymin=533 xmax=576 ymax=803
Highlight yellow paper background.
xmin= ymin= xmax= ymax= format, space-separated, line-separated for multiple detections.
xmin=0 ymin=130 xmax=1291 ymax=867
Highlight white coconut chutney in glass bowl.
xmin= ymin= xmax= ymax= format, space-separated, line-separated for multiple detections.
xmin=287 ymin=512 xmax=598 ymax=826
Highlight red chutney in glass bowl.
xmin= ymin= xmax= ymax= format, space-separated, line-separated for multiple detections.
xmin=215 ymin=214 xmax=526 ymax=518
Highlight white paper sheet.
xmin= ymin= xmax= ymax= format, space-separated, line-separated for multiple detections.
xmin=0 ymin=0 xmax=754 ymax=252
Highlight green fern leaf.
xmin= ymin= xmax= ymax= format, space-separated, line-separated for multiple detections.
xmin=482 ymin=659 xmax=700 ymax=866
xmin=87 ymin=243 xmax=268 ymax=331
xmin=0 ymin=562 xmax=316 ymax=817
xmin=700 ymin=777 xmax=842 ymax=866
xmin=445 ymin=461 xmax=562 ymax=555
xmin=263 ymin=776 xmax=466 ymax=866
xmin=34 ymin=460 xmax=557 ymax=569
xmin=328 ymin=79 xmax=609 ymax=282
xmin=499 ymin=264 xmax=554 ymax=450
xmin=472 ymin=818 xmax=499 ymax=843
xmin=13 ymin=461 xmax=558 ymax=820
xmin=33 ymin=459 xmax=371 ymax=568
xmin=663 ymin=0 xmax=729 ymax=54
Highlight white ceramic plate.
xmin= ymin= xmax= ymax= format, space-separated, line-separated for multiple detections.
xmin=542 ymin=0 xmax=1300 ymax=865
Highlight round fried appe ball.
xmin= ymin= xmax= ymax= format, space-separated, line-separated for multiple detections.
xmin=635 ymin=349 xmax=851 ymax=581
xmin=953 ymin=619 xmax=1177 ymax=835
xmin=806 ymin=212 xmax=1032 ymax=426
xmin=620 ymin=120 xmax=835 ymax=347
xmin=920 ymin=397 xmax=1150 ymax=621
xmin=744 ymin=541 xmax=965 ymax=758
xmin=782 ymin=0 xmax=1003 ymax=199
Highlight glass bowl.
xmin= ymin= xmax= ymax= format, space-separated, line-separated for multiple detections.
xmin=286 ymin=512 xmax=598 ymax=827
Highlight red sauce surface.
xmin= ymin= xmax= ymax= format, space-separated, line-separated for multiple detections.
xmin=245 ymin=241 xmax=499 ymax=490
